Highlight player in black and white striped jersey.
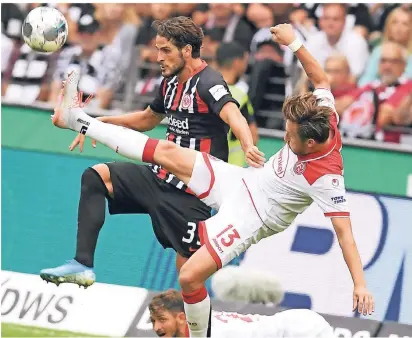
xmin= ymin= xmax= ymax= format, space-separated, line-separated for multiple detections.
xmin=40 ymin=17 xmax=259 ymax=301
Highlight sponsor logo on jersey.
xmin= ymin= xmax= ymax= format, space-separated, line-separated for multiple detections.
xmin=168 ymin=116 xmax=189 ymax=135
xmin=209 ymin=84 xmax=228 ymax=101
xmin=293 ymin=161 xmax=306 ymax=175
xmin=273 ymin=146 xmax=289 ymax=178
xmin=331 ymin=196 xmax=346 ymax=204
xmin=212 ymin=237 xmax=224 ymax=254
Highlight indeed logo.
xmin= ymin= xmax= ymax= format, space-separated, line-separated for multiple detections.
xmin=169 ymin=116 xmax=189 ymax=130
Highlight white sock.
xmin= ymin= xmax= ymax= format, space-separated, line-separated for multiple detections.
xmin=183 ymin=290 xmax=211 ymax=337
xmin=72 ymin=109 xmax=149 ymax=162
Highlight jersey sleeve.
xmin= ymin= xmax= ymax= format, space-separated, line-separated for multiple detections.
xmin=149 ymin=79 xmax=166 ymax=114
xmin=310 ymin=174 xmax=350 ymax=218
xmin=197 ymin=71 xmax=239 ymax=115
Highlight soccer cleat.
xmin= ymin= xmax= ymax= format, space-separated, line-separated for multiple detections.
xmin=40 ymin=259 xmax=95 ymax=288
xmin=51 ymin=69 xmax=82 ymax=130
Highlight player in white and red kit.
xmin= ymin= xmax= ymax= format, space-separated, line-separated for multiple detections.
xmin=149 ymin=289 xmax=335 ymax=338
xmin=52 ymin=23 xmax=374 ymax=338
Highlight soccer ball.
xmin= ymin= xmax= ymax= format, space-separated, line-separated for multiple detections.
xmin=22 ymin=7 xmax=68 ymax=53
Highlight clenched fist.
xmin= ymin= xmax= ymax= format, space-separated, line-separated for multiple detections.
xmin=270 ymin=24 xmax=297 ymax=46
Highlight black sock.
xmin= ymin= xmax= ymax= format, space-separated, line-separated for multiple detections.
xmin=74 ymin=167 xmax=108 ymax=268
xmin=207 ymin=305 xmax=212 ymax=337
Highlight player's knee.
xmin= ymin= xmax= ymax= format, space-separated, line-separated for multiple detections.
xmin=156 ymin=140 xmax=177 ymax=158
xmin=178 ymin=264 xmax=201 ymax=290
xmin=87 ymin=164 xmax=113 ymax=195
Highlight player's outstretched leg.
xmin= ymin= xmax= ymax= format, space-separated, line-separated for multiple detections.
xmin=51 ymin=69 xmax=197 ymax=185
xmin=40 ymin=167 xmax=108 ymax=288
xmin=178 ymin=246 xmax=218 ymax=337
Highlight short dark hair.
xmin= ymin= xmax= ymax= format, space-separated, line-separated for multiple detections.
xmin=216 ymin=42 xmax=247 ymax=68
xmin=152 ymin=16 xmax=204 ymax=58
xmin=283 ymin=92 xmax=332 ymax=143
xmin=149 ymin=290 xmax=185 ymax=316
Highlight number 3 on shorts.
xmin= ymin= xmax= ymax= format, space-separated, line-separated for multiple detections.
xmin=182 ymin=222 xmax=200 ymax=245
xmin=216 ymin=224 xmax=240 ymax=247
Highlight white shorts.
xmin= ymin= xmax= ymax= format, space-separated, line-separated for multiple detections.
xmin=188 ymin=153 xmax=275 ymax=269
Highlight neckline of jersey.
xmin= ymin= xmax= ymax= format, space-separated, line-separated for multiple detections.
xmin=178 ymin=60 xmax=208 ymax=84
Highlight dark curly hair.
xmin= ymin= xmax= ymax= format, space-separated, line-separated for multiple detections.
xmin=152 ymin=16 xmax=204 ymax=58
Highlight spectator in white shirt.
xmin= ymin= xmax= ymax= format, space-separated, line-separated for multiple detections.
xmin=304 ymin=3 xmax=369 ymax=78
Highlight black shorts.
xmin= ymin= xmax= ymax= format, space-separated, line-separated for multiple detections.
xmin=105 ymin=162 xmax=211 ymax=258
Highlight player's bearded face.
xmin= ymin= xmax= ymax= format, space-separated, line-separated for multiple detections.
xmin=160 ymin=50 xmax=186 ymax=78
xmin=156 ymin=36 xmax=186 ymax=78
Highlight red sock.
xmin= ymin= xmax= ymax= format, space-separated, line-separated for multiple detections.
xmin=182 ymin=287 xmax=211 ymax=337
xmin=182 ymin=286 xmax=208 ymax=304
xmin=142 ymin=138 xmax=159 ymax=163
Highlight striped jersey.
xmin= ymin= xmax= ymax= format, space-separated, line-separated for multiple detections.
xmin=149 ymin=60 xmax=238 ymax=191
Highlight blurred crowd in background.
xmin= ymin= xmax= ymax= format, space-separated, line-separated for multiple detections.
xmin=2 ymin=3 xmax=412 ymax=144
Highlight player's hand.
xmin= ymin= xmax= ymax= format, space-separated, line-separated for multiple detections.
xmin=353 ymin=285 xmax=374 ymax=316
xmin=68 ymin=116 xmax=105 ymax=152
xmin=69 ymin=133 xmax=96 ymax=153
xmin=270 ymin=24 xmax=297 ymax=46
xmin=245 ymin=145 xmax=265 ymax=168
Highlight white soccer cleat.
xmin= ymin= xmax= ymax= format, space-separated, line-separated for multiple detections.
xmin=51 ymin=69 xmax=81 ymax=130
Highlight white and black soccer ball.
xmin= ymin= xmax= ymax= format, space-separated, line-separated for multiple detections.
xmin=22 ymin=6 xmax=68 ymax=53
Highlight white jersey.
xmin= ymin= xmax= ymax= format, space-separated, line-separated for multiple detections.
xmin=188 ymin=88 xmax=350 ymax=268
xmin=210 ymin=309 xmax=334 ymax=338
xmin=244 ymin=88 xmax=349 ymax=233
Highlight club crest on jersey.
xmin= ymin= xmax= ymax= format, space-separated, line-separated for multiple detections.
xmin=332 ymin=178 xmax=339 ymax=187
xmin=182 ymin=93 xmax=192 ymax=109
xmin=293 ymin=161 xmax=306 ymax=175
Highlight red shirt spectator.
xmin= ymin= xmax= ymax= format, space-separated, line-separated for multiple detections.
xmin=339 ymin=77 xmax=412 ymax=142
xmin=336 ymin=41 xmax=411 ymax=142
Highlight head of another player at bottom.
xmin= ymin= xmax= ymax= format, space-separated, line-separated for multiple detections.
xmin=152 ymin=16 xmax=204 ymax=79
xmin=149 ymin=289 xmax=187 ymax=337
xmin=282 ymin=93 xmax=333 ymax=156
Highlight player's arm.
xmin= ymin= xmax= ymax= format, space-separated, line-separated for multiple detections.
xmin=198 ymin=77 xmax=264 ymax=167
xmin=98 ymin=76 xmax=166 ymax=132
xmin=270 ymin=24 xmax=329 ymax=90
xmin=249 ymin=121 xmax=259 ymax=145
xmin=97 ymin=107 xmax=164 ymax=132
xmin=242 ymin=99 xmax=259 ymax=145
xmin=220 ymin=102 xmax=262 ymax=158
xmin=331 ymin=217 xmax=374 ymax=315
xmin=311 ymin=175 xmax=374 ymax=316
